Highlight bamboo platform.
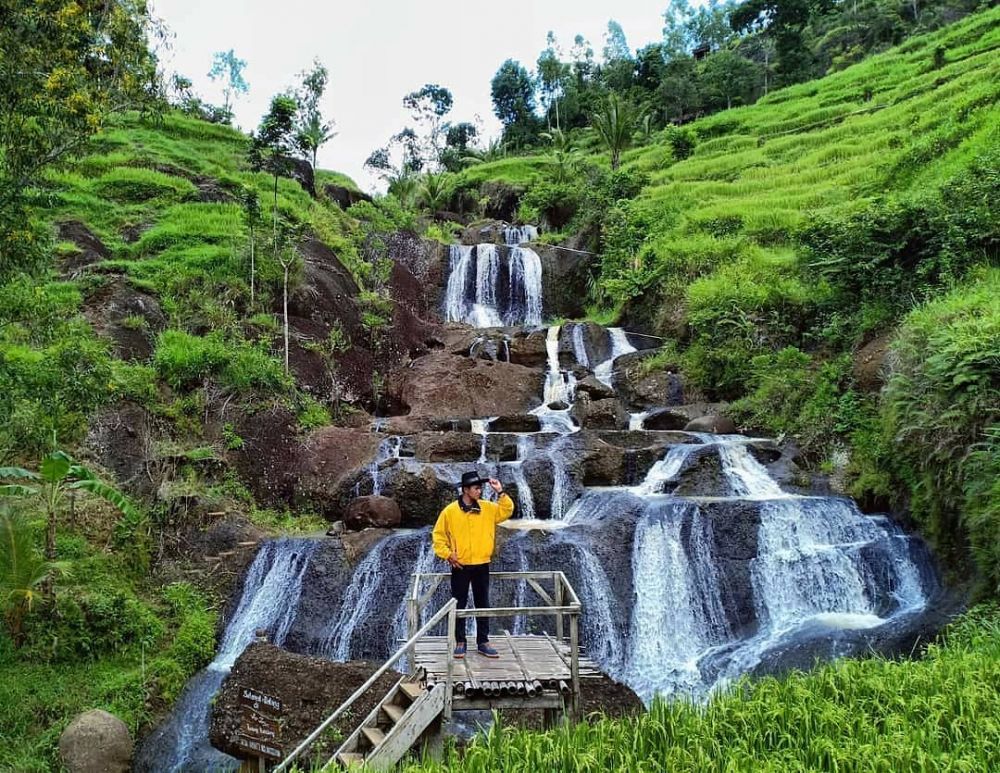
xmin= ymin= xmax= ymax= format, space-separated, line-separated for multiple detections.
xmin=413 ymin=633 xmax=601 ymax=697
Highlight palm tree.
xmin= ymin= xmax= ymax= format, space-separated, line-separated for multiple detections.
xmin=459 ymin=137 xmax=508 ymax=167
xmin=298 ymin=113 xmax=337 ymax=170
xmin=387 ymin=173 xmax=419 ymax=209
xmin=0 ymin=507 xmax=66 ymax=645
xmin=540 ymin=128 xmax=581 ymax=184
xmin=590 ymin=94 xmax=643 ymax=171
xmin=418 ymin=172 xmax=450 ymax=213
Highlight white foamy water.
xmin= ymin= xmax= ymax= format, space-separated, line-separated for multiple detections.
xmin=594 ymin=328 xmax=637 ymax=387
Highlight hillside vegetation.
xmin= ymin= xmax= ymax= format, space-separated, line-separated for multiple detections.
xmin=445 ymin=7 xmax=999 ymax=588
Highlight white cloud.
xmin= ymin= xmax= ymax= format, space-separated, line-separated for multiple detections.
xmin=151 ymin=0 xmax=668 ymax=191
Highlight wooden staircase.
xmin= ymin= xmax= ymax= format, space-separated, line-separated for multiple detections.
xmin=332 ymin=673 xmax=445 ymax=770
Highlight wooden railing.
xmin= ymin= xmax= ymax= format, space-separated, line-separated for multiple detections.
xmin=406 ymin=571 xmax=582 ymax=715
xmin=272 ymin=598 xmax=458 ymax=772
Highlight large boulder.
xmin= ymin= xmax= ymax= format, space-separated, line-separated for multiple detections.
xmin=382 ymin=465 xmax=457 ymax=527
xmin=344 ymin=495 xmax=402 ymax=530
xmin=230 ymin=406 xmax=302 ymax=504
xmin=209 ymin=643 xmax=400 ymax=767
xmin=507 ymin=328 xmax=551 ymax=368
xmin=488 ymin=415 xmax=542 ymax=433
xmin=412 ymin=431 xmax=483 ymax=462
xmin=59 ymin=709 xmax=133 ymax=773
xmin=461 ymin=219 xmax=508 ymax=246
xmin=571 ymin=394 xmax=627 ymax=431
xmin=683 ymin=414 xmax=737 ymax=434
xmin=387 ymin=352 xmax=541 ymax=419
xmin=480 ymin=182 xmax=522 ymax=222
xmin=642 ymin=407 xmax=690 ymax=431
xmin=534 ymin=244 xmax=595 ymax=321
xmin=295 ymin=427 xmax=382 ymax=518
xmin=323 ymin=183 xmax=373 ymax=210
xmin=614 ymin=351 xmax=689 ymax=408
xmin=84 ymin=401 xmax=156 ymax=497
xmin=383 ymin=231 xmax=450 ymax=315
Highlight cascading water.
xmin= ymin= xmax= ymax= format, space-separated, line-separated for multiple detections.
xmin=531 ymin=325 xmax=578 ymax=435
xmin=144 ymin=540 xmax=316 ymax=773
xmin=370 ymin=435 xmax=402 ymax=496
xmin=594 ymin=328 xmax=637 ymax=388
xmin=442 ymin=226 xmax=543 ymax=328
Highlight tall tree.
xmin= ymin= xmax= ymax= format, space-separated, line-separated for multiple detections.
xmin=537 ymin=31 xmax=569 ymax=130
xmin=602 ymin=20 xmax=636 ymax=93
xmin=208 ymin=49 xmax=250 ymax=118
xmin=730 ymin=0 xmax=832 ymax=83
xmin=491 ymin=59 xmax=538 ymax=147
xmin=295 ymin=58 xmax=336 ymax=169
xmin=700 ymin=49 xmax=762 ymax=109
xmin=0 ymin=0 xmax=159 ymax=279
xmin=241 ymin=188 xmax=263 ymax=305
xmin=402 ymin=83 xmax=454 ymax=166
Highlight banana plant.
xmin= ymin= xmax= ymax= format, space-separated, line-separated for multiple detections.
xmin=0 ymin=449 xmax=138 ymax=563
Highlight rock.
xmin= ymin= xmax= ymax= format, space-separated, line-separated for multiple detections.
xmin=344 ymin=495 xmax=402 ymax=530
xmin=294 ymin=427 xmax=382 ymax=518
xmin=614 ymin=351 xmax=690 ymax=408
xmin=412 ymin=431 xmax=483 ymax=462
xmin=575 ymin=375 xmax=616 ymax=401
xmin=382 ymin=231 xmax=450 ymax=314
xmin=230 ymin=406 xmax=301 ymax=505
xmin=209 ymin=643 xmax=400 ymax=766
xmin=480 ymin=182 xmax=522 ymax=222
xmin=853 ymin=331 xmax=894 ymax=392
xmin=290 ymin=236 xmax=362 ymax=332
xmin=387 ymin=352 xmax=541 ymax=420
xmin=571 ymin=394 xmax=627 ymax=430
xmin=643 ymin=408 xmax=690 ymax=431
xmin=323 ymin=183 xmax=373 ymax=210
xmin=670 ymin=449 xmax=730 ymax=497
xmin=57 ymin=221 xmax=110 ymax=275
xmin=565 ymin=322 xmax=613 ymax=368
xmin=84 ymin=401 xmax=156 ymax=497
xmin=59 ymin=709 xmax=133 ymax=773
xmin=380 ymin=416 xmax=473 ymax=434
xmin=533 ymin=244 xmax=595 ymax=320
xmin=81 ymin=279 xmax=166 ymax=361
xmin=683 ymin=414 xmax=737 ymax=434
xmin=488 ymin=415 xmax=542 ymax=433
xmin=381 ymin=465 xmax=457 ymax=527
xmin=507 ymin=328 xmax=550 ymax=368
xmin=461 ymin=219 xmax=508 ymax=246
xmin=285 ymin=156 xmax=316 ymax=197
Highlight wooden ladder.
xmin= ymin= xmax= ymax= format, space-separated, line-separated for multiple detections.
xmin=331 ymin=675 xmax=445 ymax=770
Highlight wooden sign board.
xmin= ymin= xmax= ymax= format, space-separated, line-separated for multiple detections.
xmin=240 ymin=687 xmax=283 ymax=717
xmin=236 ymin=734 xmax=283 ymax=761
xmin=238 ymin=687 xmax=284 ymax=761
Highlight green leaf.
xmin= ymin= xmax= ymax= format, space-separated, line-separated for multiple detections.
xmin=0 ymin=467 xmax=40 ymax=481
xmin=68 ymin=479 xmax=138 ymax=520
xmin=0 ymin=485 xmax=40 ymax=498
xmin=40 ymin=452 xmax=72 ymax=484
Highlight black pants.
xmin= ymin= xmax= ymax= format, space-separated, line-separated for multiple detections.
xmin=451 ymin=563 xmax=490 ymax=644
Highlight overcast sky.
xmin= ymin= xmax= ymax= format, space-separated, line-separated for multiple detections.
xmin=150 ymin=0 xmax=670 ymax=191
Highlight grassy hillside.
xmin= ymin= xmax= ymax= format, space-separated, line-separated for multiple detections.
xmin=449 ymin=8 xmax=999 ymax=587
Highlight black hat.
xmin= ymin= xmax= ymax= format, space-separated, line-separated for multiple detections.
xmin=460 ymin=471 xmax=488 ymax=489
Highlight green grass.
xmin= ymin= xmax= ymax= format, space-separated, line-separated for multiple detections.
xmin=402 ymin=605 xmax=1000 ymax=773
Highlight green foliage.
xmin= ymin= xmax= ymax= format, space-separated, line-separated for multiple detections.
xmin=882 ymin=270 xmax=1000 ymax=588
xmin=148 ymin=582 xmax=216 ymax=701
xmin=153 ymin=330 xmax=291 ymax=393
xmin=90 ymin=167 xmax=198 ymax=203
xmin=406 ymin=605 xmax=1000 ymax=773
xmin=0 ymin=510 xmax=62 ymax=645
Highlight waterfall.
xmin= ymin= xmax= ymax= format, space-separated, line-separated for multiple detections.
xmin=555 ymin=533 xmax=627 ymax=680
xmin=633 ymin=443 xmax=698 ymax=495
xmin=508 ymin=247 xmax=544 ymax=327
xmin=441 ymin=230 xmax=543 ymax=328
xmin=149 ymin=540 xmax=316 ymax=773
xmin=718 ymin=439 xmax=785 ymax=498
xmin=322 ymin=536 xmax=396 ymax=660
xmin=594 ymin=328 xmax=637 ymax=387
xmin=629 ymin=411 xmax=648 ymax=431
xmin=571 ymin=324 xmax=590 ymax=368
xmin=504 ymin=225 xmax=538 ymax=245
xmin=370 ymin=436 xmax=402 ymax=496
xmin=531 ymin=326 xmax=578 ymax=434
xmin=626 ymin=501 xmax=729 ymax=702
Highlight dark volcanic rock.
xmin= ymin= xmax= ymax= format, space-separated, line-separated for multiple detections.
xmin=412 ymin=431 xmax=483 ymax=462
xmin=480 ymin=182 xmax=522 ymax=222
xmin=57 ymin=220 xmax=110 ymax=275
xmin=700 ymin=499 xmax=763 ymax=636
xmin=381 ymin=465 xmax=458 ymax=527
xmin=323 ymin=182 xmax=373 ymax=210
xmin=387 ymin=352 xmax=541 ymax=419
xmin=286 ymin=156 xmax=316 ymax=197
xmin=571 ymin=395 xmax=627 ymax=431
xmin=344 ymin=495 xmax=402 ymax=530
xmin=82 ymin=279 xmax=166 ymax=361
xmin=231 ymin=406 xmax=301 ymax=504
xmin=295 ymin=427 xmax=382 ymax=518
xmin=575 ymin=375 xmax=616 ymax=401
xmin=614 ymin=351 xmax=690 ymax=408
xmin=669 ymin=448 xmax=730 ymax=497
xmin=534 ymin=244 xmax=593 ymax=321
xmin=210 ymin=643 xmax=399 ymax=766
xmin=684 ymin=414 xmax=737 ymax=434
xmin=84 ymin=401 xmax=156 ymax=497
xmin=643 ymin=408 xmax=690 ymax=431
xmin=489 ymin=415 xmax=542 ymax=433
xmin=60 ymin=709 xmax=133 ymax=773
xmin=507 ymin=329 xmax=550 ymax=368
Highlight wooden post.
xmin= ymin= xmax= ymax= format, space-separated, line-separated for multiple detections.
xmin=554 ymin=575 xmax=564 ymax=641
xmin=569 ymin=612 xmax=580 ymax=719
xmin=407 ymin=596 xmax=418 ymax=668
xmin=445 ymin=606 xmax=456 ymax=719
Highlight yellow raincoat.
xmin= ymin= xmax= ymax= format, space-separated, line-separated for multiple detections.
xmin=432 ymin=493 xmax=514 ymax=565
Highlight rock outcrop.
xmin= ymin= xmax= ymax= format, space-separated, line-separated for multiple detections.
xmin=59 ymin=709 xmax=133 ymax=773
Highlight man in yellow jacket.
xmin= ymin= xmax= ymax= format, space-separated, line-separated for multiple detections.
xmin=432 ymin=470 xmax=515 ymax=659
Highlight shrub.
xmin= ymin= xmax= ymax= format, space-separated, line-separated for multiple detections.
xmin=153 ymin=330 xmax=289 ymax=393
xmin=882 ymin=269 xmax=1000 ymax=587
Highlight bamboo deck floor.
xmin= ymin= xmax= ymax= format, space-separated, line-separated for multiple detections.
xmin=412 ymin=634 xmax=601 ymax=690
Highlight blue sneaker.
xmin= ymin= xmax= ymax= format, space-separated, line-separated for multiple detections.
xmin=477 ymin=643 xmax=499 ymax=658
xmin=453 ymin=642 xmax=466 ymax=659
